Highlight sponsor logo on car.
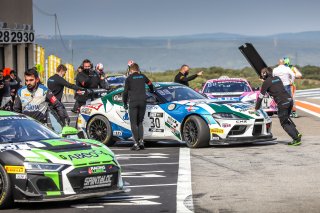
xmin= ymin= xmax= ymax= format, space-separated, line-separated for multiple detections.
xmin=210 ymin=128 xmax=224 ymax=134
xmin=83 ymin=175 xmax=113 ymax=189
xmin=113 ymin=131 xmax=123 ymax=136
xmin=88 ymin=166 xmax=106 ymax=174
xmin=236 ymin=120 xmax=248 ymax=124
xmin=5 ymin=166 xmax=25 ymax=174
xmin=221 ymin=123 xmax=231 ymax=128
xmin=16 ymin=174 xmax=27 ymax=179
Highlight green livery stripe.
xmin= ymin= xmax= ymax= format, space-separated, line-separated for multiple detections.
xmin=46 ymin=191 xmax=61 ymax=196
xmin=42 ymin=139 xmax=72 ymax=146
xmin=25 ymin=157 xmax=48 ymax=163
xmin=44 ymin=172 xmax=60 ymax=190
xmin=165 ymin=122 xmax=181 ymax=140
xmin=208 ymin=104 xmax=253 ymax=120
xmin=0 ymin=110 xmax=17 ymax=116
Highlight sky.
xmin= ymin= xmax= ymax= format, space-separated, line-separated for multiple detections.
xmin=33 ymin=0 xmax=320 ymax=37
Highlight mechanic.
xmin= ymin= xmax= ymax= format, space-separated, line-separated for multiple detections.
xmin=273 ymin=58 xmax=295 ymax=97
xmin=95 ymin=63 xmax=110 ymax=90
xmin=9 ymin=70 xmax=22 ymax=104
xmin=0 ymin=70 xmax=12 ymax=109
xmin=47 ymin=64 xmax=85 ymax=102
xmin=284 ymin=57 xmax=302 ymax=118
xmin=174 ymin=64 xmax=203 ymax=87
xmin=13 ymin=68 xmax=70 ymax=128
xmin=72 ymin=59 xmax=107 ymax=113
xmin=123 ymin=62 xmax=154 ymax=150
xmin=255 ymin=67 xmax=302 ymax=146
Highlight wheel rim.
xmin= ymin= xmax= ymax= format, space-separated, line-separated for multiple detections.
xmin=184 ymin=120 xmax=198 ymax=146
xmin=88 ymin=119 xmax=108 ymax=142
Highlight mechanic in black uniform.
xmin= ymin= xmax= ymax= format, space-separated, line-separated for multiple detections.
xmin=255 ymin=67 xmax=302 ymax=146
xmin=174 ymin=64 xmax=203 ymax=87
xmin=123 ymin=63 xmax=154 ymax=150
xmin=72 ymin=59 xmax=107 ymax=112
xmin=47 ymin=64 xmax=85 ymax=102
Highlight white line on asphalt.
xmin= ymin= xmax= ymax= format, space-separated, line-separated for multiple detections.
xmin=126 ymin=183 xmax=177 ymax=188
xmin=71 ymin=205 xmax=104 ymax=208
xmin=116 ymin=153 xmax=169 ymax=156
xmin=117 ymin=156 xmax=168 ymax=159
xmin=121 ymin=162 xmax=178 ymax=166
xmin=296 ymin=106 xmax=320 ymax=118
xmin=176 ymin=148 xmax=193 ymax=213
xmin=123 ymin=171 xmax=164 ymax=174
xmin=111 ymin=148 xmax=179 ymax=150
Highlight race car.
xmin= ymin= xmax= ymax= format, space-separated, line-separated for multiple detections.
xmin=201 ymin=76 xmax=277 ymax=115
xmin=77 ymin=82 xmax=275 ymax=148
xmin=0 ymin=110 xmax=124 ymax=209
xmin=106 ymin=74 xmax=126 ymax=92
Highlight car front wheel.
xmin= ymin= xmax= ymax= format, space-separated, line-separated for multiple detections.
xmin=86 ymin=115 xmax=116 ymax=146
xmin=182 ymin=115 xmax=210 ymax=148
xmin=0 ymin=165 xmax=13 ymax=209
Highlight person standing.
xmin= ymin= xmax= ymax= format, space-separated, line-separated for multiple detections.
xmin=273 ymin=58 xmax=295 ymax=97
xmin=9 ymin=70 xmax=22 ymax=104
xmin=174 ymin=64 xmax=203 ymax=87
xmin=123 ymin=63 xmax=154 ymax=150
xmin=47 ymin=64 xmax=85 ymax=102
xmin=284 ymin=57 xmax=302 ymax=118
xmin=255 ymin=67 xmax=302 ymax=146
xmin=0 ymin=70 xmax=11 ymax=109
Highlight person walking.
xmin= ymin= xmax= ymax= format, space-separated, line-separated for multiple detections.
xmin=255 ymin=67 xmax=302 ymax=146
xmin=174 ymin=64 xmax=203 ymax=87
xmin=123 ymin=63 xmax=154 ymax=150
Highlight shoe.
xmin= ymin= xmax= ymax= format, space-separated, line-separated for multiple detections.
xmin=293 ymin=112 xmax=298 ymax=118
xmin=288 ymin=134 xmax=302 ymax=146
xmin=130 ymin=143 xmax=140 ymax=151
xmin=138 ymin=139 xmax=145 ymax=150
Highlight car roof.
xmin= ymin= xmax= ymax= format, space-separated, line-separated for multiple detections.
xmin=107 ymin=74 xmax=126 ymax=78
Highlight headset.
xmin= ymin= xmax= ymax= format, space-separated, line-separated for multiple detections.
xmin=80 ymin=59 xmax=93 ymax=70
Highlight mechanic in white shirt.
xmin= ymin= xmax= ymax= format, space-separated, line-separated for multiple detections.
xmin=273 ymin=58 xmax=295 ymax=96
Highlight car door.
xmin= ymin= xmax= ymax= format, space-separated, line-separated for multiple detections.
xmin=143 ymin=92 xmax=166 ymax=138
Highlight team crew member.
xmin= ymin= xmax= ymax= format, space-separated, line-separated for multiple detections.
xmin=47 ymin=64 xmax=85 ymax=102
xmin=72 ymin=59 xmax=107 ymax=112
xmin=14 ymin=68 xmax=70 ymax=127
xmin=123 ymin=63 xmax=154 ymax=151
xmin=273 ymin=58 xmax=295 ymax=96
xmin=0 ymin=70 xmax=11 ymax=109
xmin=255 ymin=67 xmax=302 ymax=146
xmin=174 ymin=64 xmax=203 ymax=87
xmin=284 ymin=57 xmax=302 ymax=118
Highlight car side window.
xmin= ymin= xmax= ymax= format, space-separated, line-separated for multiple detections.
xmin=146 ymin=92 xmax=159 ymax=105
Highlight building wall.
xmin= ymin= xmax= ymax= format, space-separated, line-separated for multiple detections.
xmin=0 ymin=0 xmax=34 ymax=82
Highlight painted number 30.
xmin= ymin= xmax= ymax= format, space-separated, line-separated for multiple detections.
xmin=150 ymin=118 xmax=161 ymax=128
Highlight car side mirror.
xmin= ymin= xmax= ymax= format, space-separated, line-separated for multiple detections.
xmin=146 ymin=96 xmax=157 ymax=104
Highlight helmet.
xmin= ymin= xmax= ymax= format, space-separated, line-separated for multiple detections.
xmin=283 ymin=57 xmax=291 ymax=66
xmin=127 ymin=60 xmax=135 ymax=67
xmin=96 ymin=63 xmax=104 ymax=71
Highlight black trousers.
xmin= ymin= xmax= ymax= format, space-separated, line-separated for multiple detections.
xmin=128 ymin=101 xmax=146 ymax=142
xmin=278 ymin=100 xmax=299 ymax=140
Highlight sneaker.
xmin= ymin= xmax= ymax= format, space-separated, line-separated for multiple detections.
xmin=138 ymin=140 xmax=145 ymax=150
xmin=293 ymin=112 xmax=298 ymax=118
xmin=288 ymin=134 xmax=302 ymax=146
xmin=130 ymin=143 xmax=140 ymax=151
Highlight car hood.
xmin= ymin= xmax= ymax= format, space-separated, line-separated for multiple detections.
xmin=0 ymin=138 xmax=115 ymax=166
xmin=204 ymin=91 xmax=257 ymax=101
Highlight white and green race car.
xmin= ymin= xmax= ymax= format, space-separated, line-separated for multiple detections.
xmin=0 ymin=110 xmax=124 ymax=209
xmin=77 ymin=82 xmax=275 ymax=148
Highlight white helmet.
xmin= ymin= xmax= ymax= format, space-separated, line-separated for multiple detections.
xmin=96 ymin=63 xmax=104 ymax=71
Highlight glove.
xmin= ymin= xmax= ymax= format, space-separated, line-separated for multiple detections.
xmin=124 ymin=104 xmax=128 ymax=110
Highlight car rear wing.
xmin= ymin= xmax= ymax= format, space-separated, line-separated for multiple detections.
xmin=239 ymin=43 xmax=268 ymax=78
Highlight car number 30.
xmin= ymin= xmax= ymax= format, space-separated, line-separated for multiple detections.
xmin=150 ymin=117 xmax=161 ymax=128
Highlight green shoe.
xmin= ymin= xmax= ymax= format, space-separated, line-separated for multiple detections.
xmin=288 ymin=134 xmax=302 ymax=146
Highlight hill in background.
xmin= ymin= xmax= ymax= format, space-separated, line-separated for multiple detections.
xmin=35 ymin=31 xmax=320 ymax=72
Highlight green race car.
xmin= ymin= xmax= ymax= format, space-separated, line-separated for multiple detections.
xmin=0 ymin=110 xmax=124 ymax=209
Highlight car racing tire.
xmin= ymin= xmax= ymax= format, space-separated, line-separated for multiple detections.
xmin=182 ymin=115 xmax=210 ymax=148
xmin=0 ymin=165 xmax=13 ymax=209
xmin=86 ymin=115 xmax=116 ymax=146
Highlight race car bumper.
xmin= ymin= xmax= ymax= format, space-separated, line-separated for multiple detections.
xmin=209 ymin=134 xmax=276 ymax=145
xmin=14 ymin=186 xmax=129 ymax=203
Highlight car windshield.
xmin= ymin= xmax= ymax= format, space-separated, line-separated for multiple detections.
xmin=156 ymin=85 xmax=206 ymax=102
xmin=107 ymin=76 xmax=126 ymax=84
xmin=0 ymin=116 xmax=60 ymax=143
xmin=203 ymin=81 xmax=252 ymax=93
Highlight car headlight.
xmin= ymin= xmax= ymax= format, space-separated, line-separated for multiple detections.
xmin=24 ymin=162 xmax=65 ymax=172
xmin=212 ymin=113 xmax=242 ymax=120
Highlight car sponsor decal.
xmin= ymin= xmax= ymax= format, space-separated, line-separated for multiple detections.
xmin=168 ymin=104 xmax=176 ymax=111
xmin=5 ymin=166 xmax=25 ymax=174
xmin=113 ymin=131 xmax=122 ymax=136
xmin=83 ymin=174 xmax=113 ymax=189
xmin=16 ymin=174 xmax=27 ymax=179
xmin=221 ymin=123 xmax=231 ymax=128
xmin=88 ymin=166 xmax=106 ymax=174
xmin=165 ymin=116 xmax=181 ymax=139
xmin=86 ymin=103 xmax=103 ymax=111
xmin=210 ymin=128 xmax=224 ymax=134
xmin=0 ymin=144 xmax=31 ymax=151
xmin=59 ymin=150 xmax=110 ymax=161
xmin=0 ymin=116 xmax=28 ymax=121
xmin=236 ymin=120 xmax=248 ymax=124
